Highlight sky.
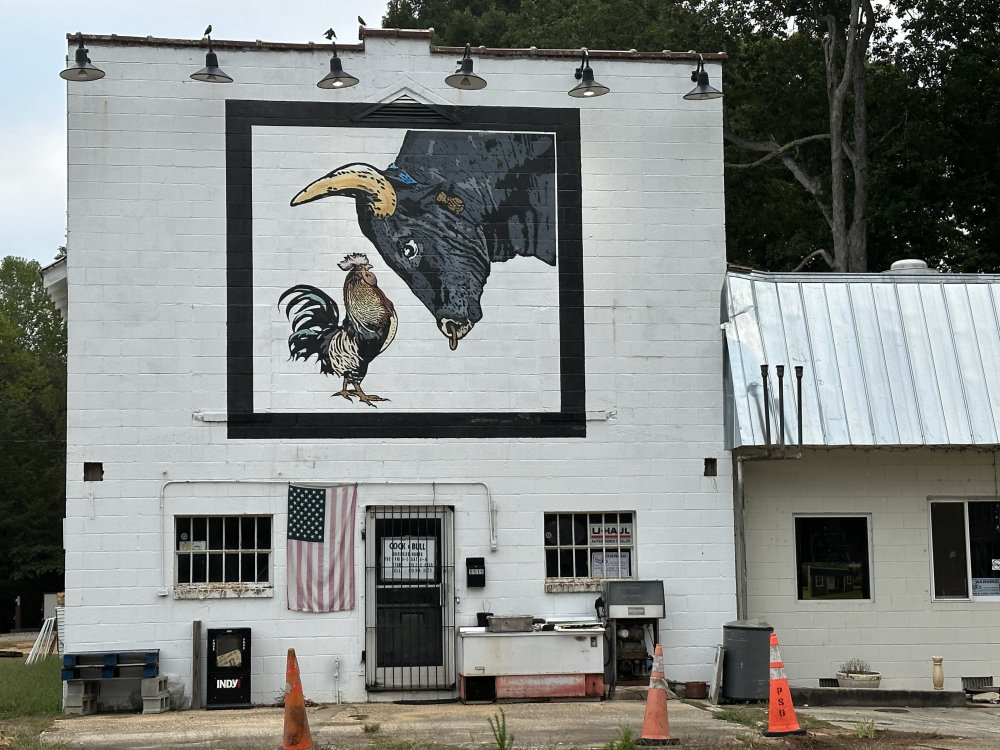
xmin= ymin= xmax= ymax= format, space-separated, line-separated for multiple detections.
xmin=1 ymin=0 xmax=391 ymax=268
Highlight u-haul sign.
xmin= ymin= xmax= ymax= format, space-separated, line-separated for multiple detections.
xmin=590 ymin=524 xmax=633 ymax=545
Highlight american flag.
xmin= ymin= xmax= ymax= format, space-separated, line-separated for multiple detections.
xmin=286 ymin=484 xmax=357 ymax=613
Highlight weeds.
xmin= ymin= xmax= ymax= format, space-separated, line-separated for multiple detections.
xmin=487 ymin=708 xmax=515 ymax=750
xmin=854 ymin=718 xmax=877 ymax=739
xmin=364 ymin=723 xmax=382 ymax=734
xmin=710 ymin=705 xmax=767 ymax=730
xmin=602 ymin=725 xmax=639 ymax=750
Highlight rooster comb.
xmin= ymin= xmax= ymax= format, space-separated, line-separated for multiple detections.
xmin=338 ymin=253 xmax=371 ymax=271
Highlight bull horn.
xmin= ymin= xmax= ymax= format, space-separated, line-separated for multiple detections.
xmin=290 ymin=164 xmax=397 ymax=217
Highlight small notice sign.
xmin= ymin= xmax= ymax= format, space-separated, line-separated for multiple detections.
xmin=591 ymin=550 xmax=631 ymax=578
xmin=590 ymin=523 xmax=633 ymax=545
xmin=381 ymin=537 xmax=436 ymax=581
xmin=992 ymin=559 xmax=1000 ymax=571
xmin=972 ymin=577 xmax=1000 ymax=596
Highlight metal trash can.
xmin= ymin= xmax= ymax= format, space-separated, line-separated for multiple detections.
xmin=721 ymin=620 xmax=773 ymax=701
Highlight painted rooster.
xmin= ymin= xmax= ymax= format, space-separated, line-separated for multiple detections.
xmin=279 ymin=254 xmax=397 ymax=406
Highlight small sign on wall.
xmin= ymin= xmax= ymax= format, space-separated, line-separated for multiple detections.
xmin=381 ymin=537 xmax=436 ymax=581
xmin=972 ymin=577 xmax=1000 ymax=596
xmin=591 ymin=550 xmax=631 ymax=578
xmin=590 ymin=524 xmax=633 ymax=545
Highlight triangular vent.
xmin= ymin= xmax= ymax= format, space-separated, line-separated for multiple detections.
xmin=352 ymin=95 xmax=459 ymax=124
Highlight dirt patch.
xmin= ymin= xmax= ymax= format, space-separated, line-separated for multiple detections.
xmin=775 ymin=730 xmax=948 ymax=748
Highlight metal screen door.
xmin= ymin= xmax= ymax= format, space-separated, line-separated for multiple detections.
xmin=365 ymin=506 xmax=455 ymax=690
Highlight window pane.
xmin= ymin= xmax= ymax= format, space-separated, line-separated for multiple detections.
xmin=968 ymin=501 xmax=1000 ymax=596
xmin=544 ymin=514 xmax=557 ymax=546
xmin=258 ymin=517 xmax=272 ymax=549
xmin=241 ymin=518 xmax=256 ymax=549
xmin=192 ymin=517 xmax=207 ymax=543
xmin=572 ymin=515 xmax=587 ymax=545
xmin=931 ymin=502 xmax=969 ymax=598
xmin=558 ymin=514 xmax=572 ymax=546
xmin=175 ymin=518 xmax=191 ymax=550
xmin=257 ymin=553 xmax=270 ymax=583
xmin=177 ymin=554 xmax=191 ymax=583
xmin=208 ymin=553 xmax=223 ymax=582
xmin=559 ymin=548 xmax=574 ymax=576
xmin=794 ymin=516 xmax=870 ymax=600
xmin=192 ymin=553 xmax=207 ymax=582
xmin=574 ymin=548 xmax=589 ymax=576
xmin=224 ymin=553 xmax=240 ymax=583
xmin=224 ymin=517 xmax=240 ymax=550
xmin=208 ymin=517 xmax=224 ymax=550
xmin=545 ymin=548 xmax=558 ymax=577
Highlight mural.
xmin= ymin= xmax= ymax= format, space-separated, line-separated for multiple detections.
xmin=280 ymin=254 xmax=398 ymax=407
xmin=226 ymin=101 xmax=584 ymax=439
xmin=288 ymin=130 xmax=556 ymax=351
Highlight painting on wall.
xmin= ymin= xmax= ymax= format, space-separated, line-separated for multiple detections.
xmin=226 ymin=101 xmax=584 ymax=439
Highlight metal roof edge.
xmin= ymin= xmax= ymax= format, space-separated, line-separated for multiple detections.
xmin=67 ymin=30 xmax=726 ymax=61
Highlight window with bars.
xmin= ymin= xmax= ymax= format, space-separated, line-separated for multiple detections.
xmin=544 ymin=512 xmax=634 ymax=579
xmin=175 ymin=516 xmax=272 ymax=594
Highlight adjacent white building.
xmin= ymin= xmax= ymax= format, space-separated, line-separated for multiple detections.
xmin=725 ymin=266 xmax=1000 ymax=691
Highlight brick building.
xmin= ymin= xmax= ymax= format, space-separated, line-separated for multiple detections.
xmin=53 ymin=28 xmax=731 ymax=706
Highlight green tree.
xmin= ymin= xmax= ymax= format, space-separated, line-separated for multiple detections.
xmin=0 ymin=256 xmax=66 ymax=631
xmin=893 ymin=0 xmax=1000 ymax=271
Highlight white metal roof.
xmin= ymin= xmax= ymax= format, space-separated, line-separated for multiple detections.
xmin=723 ymin=268 xmax=1000 ymax=449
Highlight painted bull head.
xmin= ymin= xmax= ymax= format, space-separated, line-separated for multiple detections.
xmin=291 ymin=131 xmax=557 ymax=349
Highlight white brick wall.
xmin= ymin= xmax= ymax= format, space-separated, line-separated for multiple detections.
xmin=64 ymin=34 xmax=731 ymax=703
xmin=744 ymin=448 xmax=1000 ymax=690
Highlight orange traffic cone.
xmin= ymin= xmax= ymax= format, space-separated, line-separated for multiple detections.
xmin=762 ymin=633 xmax=806 ymax=737
xmin=638 ymin=644 xmax=679 ymax=746
xmin=282 ymin=648 xmax=314 ymax=750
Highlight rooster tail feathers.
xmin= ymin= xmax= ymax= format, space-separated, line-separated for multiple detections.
xmin=278 ymin=284 xmax=341 ymax=366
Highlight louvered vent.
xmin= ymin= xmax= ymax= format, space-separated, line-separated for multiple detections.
xmin=352 ymin=95 xmax=458 ymax=124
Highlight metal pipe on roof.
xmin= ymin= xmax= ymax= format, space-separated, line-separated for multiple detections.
xmin=761 ymin=365 xmax=771 ymax=445
xmin=777 ymin=365 xmax=785 ymax=446
xmin=795 ymin=366 xmax=804 ymax=447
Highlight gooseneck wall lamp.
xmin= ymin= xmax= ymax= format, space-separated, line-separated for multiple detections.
xmin=568 ymin=49 xmax=609 ymax=98
xmin=317 ymin=28 xmax=359 ymax=89
xmin=191 ymin=26 xmax=233 ymax=83
xmin=60 ymin=33 xmax=105 ymax=82
xmin=683 ymin=55 xmax=722 ymax=100
xmin=445 ymin=44 xmax=486 ymax=90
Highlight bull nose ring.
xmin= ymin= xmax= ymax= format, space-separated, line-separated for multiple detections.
xmin=445 ymin=321 xmax=459 ymax=350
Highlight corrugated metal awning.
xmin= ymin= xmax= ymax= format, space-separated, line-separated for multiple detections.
xmin=723 ymin=269 xmax=1000 ymax=449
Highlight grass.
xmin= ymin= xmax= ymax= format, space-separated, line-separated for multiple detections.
xmin=0 ymin=658 xmax=62 ymax=719
xmin=710 ymin=702 xmax=831 ymax=733
xmin=0 ymin=657 xmax=64 ymax=750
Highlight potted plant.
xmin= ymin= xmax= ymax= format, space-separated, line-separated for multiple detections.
xmin=476 ymin=602 xmax=494 ymax=628
xmin=837 ymin=657 xmax=881 ymax=688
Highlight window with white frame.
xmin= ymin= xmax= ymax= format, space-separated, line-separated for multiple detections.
xmin=794 ymin=515 xmax=871 ymax=600
xmin=930 ymin=499 xmax=1000 ymax=599
xmin=175 ymin=516 xmax=272 ymax=594
xmin=544 ymin=512 xmax=634 ymax=579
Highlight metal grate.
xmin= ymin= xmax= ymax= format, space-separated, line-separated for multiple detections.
xmin=352 ymin=95 xmax=458 ymax=125
xmin=365 ymin=505 xmax=455 ymax=690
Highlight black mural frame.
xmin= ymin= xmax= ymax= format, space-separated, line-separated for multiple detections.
xmin=226 ymin=100 xmax=585 ymax=439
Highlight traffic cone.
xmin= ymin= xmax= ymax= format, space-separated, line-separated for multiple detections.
xmin=282 ymin=648 xmax=314 ymax=750
xmin=638 ymin=644 xmax=679 ymax=745
xmin=762 ymin=633 xmax=806 ymax=737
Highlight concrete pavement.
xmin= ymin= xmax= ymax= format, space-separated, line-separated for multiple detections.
xmin=38 ymin=696 xmax=1000 ymax=750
